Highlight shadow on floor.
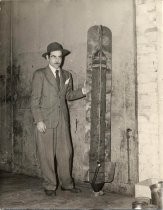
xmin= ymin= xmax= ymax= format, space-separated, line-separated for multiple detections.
xmin=0 ymin=171 xmax=134 ymax=209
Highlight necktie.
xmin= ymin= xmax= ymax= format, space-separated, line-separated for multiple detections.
xmin=56 ymin=70 xmax=60 ymax=90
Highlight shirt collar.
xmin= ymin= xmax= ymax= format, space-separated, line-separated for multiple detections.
xmin=49 ymin=64 xmax=60 ymax=72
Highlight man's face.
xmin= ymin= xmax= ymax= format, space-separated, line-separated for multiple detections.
xmin=47 ymin=50 xmax=63 ymax=69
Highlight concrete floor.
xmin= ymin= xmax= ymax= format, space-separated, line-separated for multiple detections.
xmin=0 ymin=171 xmax=134 ymax=209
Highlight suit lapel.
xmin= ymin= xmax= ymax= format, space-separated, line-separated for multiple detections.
xmin=60 ymin=70 xmax=66 ymax=91
xmin=44 ymin=66 xmax=59 ymax=91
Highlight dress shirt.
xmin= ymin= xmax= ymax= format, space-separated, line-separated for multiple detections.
xmin=49 ymin=64 xmax=60 ymax=78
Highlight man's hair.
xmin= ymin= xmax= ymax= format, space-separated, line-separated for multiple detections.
xmin=46 ymin=52 xmax=50 ymax=58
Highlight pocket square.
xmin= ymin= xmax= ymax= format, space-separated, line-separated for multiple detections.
xmin=65 ymin=78 xmax=70 ymax=85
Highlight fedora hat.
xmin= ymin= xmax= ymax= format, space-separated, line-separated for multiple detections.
xmin=42 ymin=42 xmax=70 ymax=58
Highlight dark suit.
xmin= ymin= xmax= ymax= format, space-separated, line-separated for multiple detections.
xmin=31 ymin=66 xmax=84 ymax=190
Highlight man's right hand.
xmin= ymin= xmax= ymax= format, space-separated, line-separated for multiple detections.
xmin=37 ymin=121 xmax=46 ymax=133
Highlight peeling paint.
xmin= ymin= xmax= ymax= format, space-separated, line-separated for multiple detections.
xmin=145 ymin=27 xmax=158 ymax=33
xmin=13 ymin=120 xmax=23 ymax=138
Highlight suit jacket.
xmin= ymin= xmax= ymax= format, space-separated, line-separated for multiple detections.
xmin=31 ymin=66 xmax=84 ymax=128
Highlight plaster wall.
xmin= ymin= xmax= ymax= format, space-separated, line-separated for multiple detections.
xmin=0 ymin=0 xmax=137 ymax=194
xmin=0 ymin=1 xmax=13 ymax=171
xmin=158 ymin=0 xmax=163 ymax=179
xmin=135 ymin=0 xmax=163 ymax=181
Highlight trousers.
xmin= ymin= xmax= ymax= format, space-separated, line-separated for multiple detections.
xmin=35 ymin=111 xmax=73 ymax=190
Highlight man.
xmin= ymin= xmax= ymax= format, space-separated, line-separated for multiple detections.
xmin=31 ymin=42 xmax=86 ymax=196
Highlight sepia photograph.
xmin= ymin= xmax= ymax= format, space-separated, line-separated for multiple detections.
xmin=0 ymin=0 xmax=163 ymax=209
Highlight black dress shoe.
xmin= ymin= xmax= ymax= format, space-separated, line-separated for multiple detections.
xmin=44 ymin=189 xmax=56 ymax=196
xmin=61 ymin=187 xmax=81 ymax=193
